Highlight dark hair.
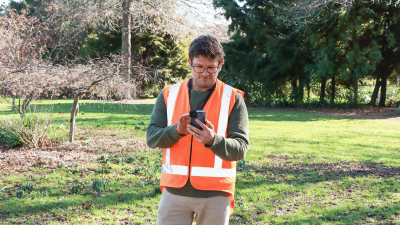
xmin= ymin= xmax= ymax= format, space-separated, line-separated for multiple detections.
xmin=189 ymin=35 xmax=225 ymax=63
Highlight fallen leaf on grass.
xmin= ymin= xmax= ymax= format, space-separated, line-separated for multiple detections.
xmin=0 ymin=204 xmax=3 ymax=208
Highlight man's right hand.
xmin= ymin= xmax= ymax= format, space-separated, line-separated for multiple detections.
xmin=176 ymin=113 xmax=190 ymax=136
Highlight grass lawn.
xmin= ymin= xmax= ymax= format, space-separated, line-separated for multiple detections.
xmin=1 ymin=99 xmax=400 ymax=224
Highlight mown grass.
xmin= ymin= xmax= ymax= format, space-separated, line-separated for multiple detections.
xmin=0 ymin=149 xmax=163 ymax=224
xmin=0 ymin=98 xmax=155 ymax=142
xmin=1 ymin=99 xmax=400 ymax=224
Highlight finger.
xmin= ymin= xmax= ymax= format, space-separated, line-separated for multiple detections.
xmin=196 ymin=119 xmax=208 ymax=130
xmin=206 ymin=120 xmax=214 ymax=129
xmin=186 ymin=127 xmax=199 ymax=137
xmin=187 ymin=124 xmax=201 ymax=133
xmin=180 ymin=113 xmax=189 ymax=120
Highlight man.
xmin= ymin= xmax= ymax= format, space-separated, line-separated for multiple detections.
xmin=146 ymin=35 xmax=249 ymax=225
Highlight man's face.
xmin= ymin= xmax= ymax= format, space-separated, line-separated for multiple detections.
xmin=188 ymin=55 xmax=224 ymax=91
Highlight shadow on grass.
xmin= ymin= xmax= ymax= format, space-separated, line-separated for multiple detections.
xmin=0 ymin=102 xmax=154 ymax=116
xmin=0 ymin=103 xmax=155 ymax=129
xmin=247 ymin=108 xmax=400 ymax=121
xmin=233 ymin=158 xmax=400 ymax=224
xmin=243 ymin=157 xmax=400 ymax=188
xmin=269 ymin=203 xmax=400 ymax=224
xmin=0 ymin=189 xmax=161 ymax=223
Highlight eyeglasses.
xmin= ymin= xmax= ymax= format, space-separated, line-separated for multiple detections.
xmin=191 ymin=62 xmax=220 ymax=73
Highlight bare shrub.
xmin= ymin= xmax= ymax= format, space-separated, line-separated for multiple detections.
xmin=0 ymin=108 xmax=53 ymax=149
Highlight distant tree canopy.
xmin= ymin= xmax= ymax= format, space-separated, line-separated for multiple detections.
xmin=214 ymin=0 xmax=400 ymax=106
xmin=5 ymin=0 xmax=193 ymax=97
xmin=80 ymin=31 xmax=191 ymax=95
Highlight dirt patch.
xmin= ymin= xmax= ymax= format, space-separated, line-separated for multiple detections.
xmin=260 ymin=154 xmax=400 ymax=178
xmin=0 ymin=129 xmax=150 ymax=171
xmin=306 ymin=106 xmax=400 ymax=120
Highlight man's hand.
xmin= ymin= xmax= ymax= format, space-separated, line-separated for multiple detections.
xmin=187 ymin=119 xmax=215 ymax=146
xmin=176 ymin=113 xmax=190 ymax=136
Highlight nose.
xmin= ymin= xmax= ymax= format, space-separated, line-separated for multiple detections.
xmin=201 ymin=69 xmax=210 ymax=75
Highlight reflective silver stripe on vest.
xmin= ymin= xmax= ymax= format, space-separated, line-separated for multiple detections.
xmin=165 ymin=83 xmax=182 ymax=167
xmin=191 ymin=167 xmax=236 ymax=178
xmin=162 ymin=164 xmax=188 ymax=176
xmin=213 ymin=84 xmax=233 ymax=170
xmin=167 ymin=82 xmax=182 ymax=126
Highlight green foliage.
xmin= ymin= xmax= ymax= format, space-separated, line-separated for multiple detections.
xmin=67 ymin=168 xmax=80 ymax=174
xmin=215 ymin=0 xmax=311 ymax=104
xmin=215 ymin=0 xmax=400 ymax=106
xmin=91 ymin=178 xmax=109 ymax=197
xmin=71 ymin=179 xmax=85 ymax=194
xmin=100 ymin=154 xmax=109 ymax=161
xmin=127 ymin=156 xmax=135 ymax=163
xmin=97 ymin=166 xmax=111 ymax=174
xmin=0 ymin=111 xmax=53 ymax=149
xmin=15 ymin=189 xmax=24 ymax=198
xmin=237 ymin=160 xmax=249 ymax=177
xmin=0 ymin=123 xmax=23 ymax=147
xmin=133 ymin=166 xmax=144 ymax=174
xmin=21 ymin=184 xmax=34 ymax=192
xmin=116 ymin=157 xmax=126 ymax=164
xmin=80 ymin=31 xmax=191 ymax=94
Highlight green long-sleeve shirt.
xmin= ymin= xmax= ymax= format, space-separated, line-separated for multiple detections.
xmin=146 ymin=84 xmax=249 ymax=198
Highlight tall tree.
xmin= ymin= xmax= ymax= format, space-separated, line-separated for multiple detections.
xmin=121 ymin=0 xmax=132 ymax=99
xmin=281 ymin=0 xmax=400 ymax=106
xmin=214 ymin=0 xmax=312 ymax=104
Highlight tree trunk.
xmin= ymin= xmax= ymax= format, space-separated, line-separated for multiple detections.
xmin=378 ymin=76 xmax=387 ymax=106
xmin=121 ymin=0 xmax=132 ymax=100
xmin=69 ymin=93 xmax=83 ymax=143
xmin=369 ymin=76 xmax=381 ymax=106
xmin=330 ymin=75 xmax=335 ymax=105
xmin=353 ymin=78 xmax=358 ymax=105
xmin=298 ymin=78 xmax=304 ymax=102
xmin=291 ymin=79 xmax=298 ymax=101
xmin=18 ymin=96 xmax=32 ymax=118
xmin=12 ymin=95 xmax=16 ymax=112
xmin=320 ymin=78 xmax=326 ymax=102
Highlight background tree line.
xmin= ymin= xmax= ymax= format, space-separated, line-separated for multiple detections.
xmin=214 ymin=0 xmax=400 ymax=108
xmin=2 ymin=0 xmax=400 ymax=110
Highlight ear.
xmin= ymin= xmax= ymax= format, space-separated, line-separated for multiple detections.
xmin=188 ymin=58 xmax=192 ymax=69
xmin=218 ymin=60 xmax=224 ymax=72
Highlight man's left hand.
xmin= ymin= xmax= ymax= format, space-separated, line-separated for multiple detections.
xmin=187 ymin=119 xmax=215 ymax=146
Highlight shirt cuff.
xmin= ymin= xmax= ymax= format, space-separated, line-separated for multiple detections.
xmin=205 ymin=134 xmax=224 ymax=149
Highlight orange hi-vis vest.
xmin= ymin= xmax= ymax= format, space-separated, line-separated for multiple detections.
xmin=160 ymin=79 xmax=244 ymax=214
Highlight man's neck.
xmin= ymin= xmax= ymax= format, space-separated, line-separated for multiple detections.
xmin=189 ymin=78 xmax=216 ymax=92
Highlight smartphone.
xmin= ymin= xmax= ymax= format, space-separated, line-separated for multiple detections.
xmin=190 ymin=110 xmax=206 ymax=130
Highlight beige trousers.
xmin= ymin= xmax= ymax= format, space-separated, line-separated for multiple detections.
xmin=156 ymin=188 xmax=230 ymax=225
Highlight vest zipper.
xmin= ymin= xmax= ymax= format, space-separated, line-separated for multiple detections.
xmin=188 ymin=135 xmax=193 ymax=179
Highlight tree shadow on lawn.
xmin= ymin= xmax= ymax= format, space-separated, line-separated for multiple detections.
xmin=234 ymin=158 xmax=400 ymax=224
xmin=248 ymin=107 xmax=400 ymax=121
xmin=0 ymin=102 xmax=155 ymax=129
xmin=0 ymin=102 xmax=155 ymax=117
xmin=0 ymin=189 xmax=161 ymax=224
xmin=269 ymin=203 xmax=400 ymax=225
xmin=247 ymin=109 xmax=400 ymax=122
xmin=243 ymin=157 xmax=400 ymax=188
